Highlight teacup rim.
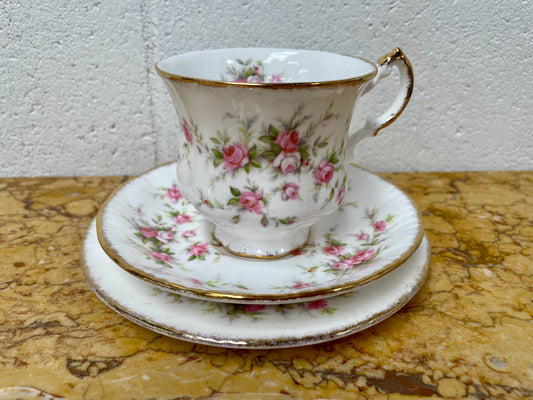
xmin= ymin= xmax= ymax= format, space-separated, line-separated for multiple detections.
xmin=155 ymin=47 xmax=378 ymax=89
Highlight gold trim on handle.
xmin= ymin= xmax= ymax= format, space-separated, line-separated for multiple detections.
xmin=373 ymin=47 xmax=414 ymax=136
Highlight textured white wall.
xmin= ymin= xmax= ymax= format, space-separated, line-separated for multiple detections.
xmin=1 ymin=0 xmax=532 ymax=177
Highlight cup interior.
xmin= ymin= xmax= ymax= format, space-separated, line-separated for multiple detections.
xmin=156 ymin=48 xmax=376 ymax=85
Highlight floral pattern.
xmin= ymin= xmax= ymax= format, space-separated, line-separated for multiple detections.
xmin=191 ymin=103 xmax=344 ymax=227
xmin=159 ymin=289 xmax=337 ymax=322
xmin=101 ymin=162 xmax=423 ymax=302
xmin=127 ymin=186 xmax=226 ymax=284
xmin=89 ymin=213 xmax=429 ymax=347
xmin=319 ymin=209 xmax=394 ymax=274
xmin=228 ymin=186 xmax=265 ymax=215
xmin=225 ymin=184 xmax=296 ymax=227
xmin=281 ymin=182 xmax=299 ymax=201
xmin=126 ymin=179 xmax=395 ymax=291
xmin=224 ymin=58 xmax=284 ymax=83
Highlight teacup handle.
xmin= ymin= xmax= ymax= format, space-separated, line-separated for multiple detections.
xmin=347 ymin=47 xmax=414 ymax=155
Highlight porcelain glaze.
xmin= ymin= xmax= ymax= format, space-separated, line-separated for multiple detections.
xmin=156 ymin=48 xmax=414 ymax=257
xmin=84 ymin=220 xmax=429 ymax=349
xmin=96 ymin=162 xmax=423 ymax=304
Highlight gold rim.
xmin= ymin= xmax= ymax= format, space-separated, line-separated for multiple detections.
xmin=95 ymin=162 xmax=425 ymax=303
xmin=154 ymin=49 xmax=378 ymax=89
xmin=216 ymin=231 xmax=310 ymax=260
xmin=81 ymin=238 xmax=430 ymax=348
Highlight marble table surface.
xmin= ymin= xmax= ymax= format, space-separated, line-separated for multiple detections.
xmin=0 ymin=170 xmax=531 ymax=400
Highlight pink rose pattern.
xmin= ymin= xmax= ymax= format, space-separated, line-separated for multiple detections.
xmin=226 ymin=185 xmax=299 ymax=227
xmin=222 ymin=142 xmax=249 ymax=171
xmin=161 ymin=290 xmax=338 ymax=321
xmin=336 ymin=186 xmax=346 ymax=206
xmin=182 ymin=62 xmax=343 ymax=231
xmin=225 ymin=59 xmax=285 ymax=83
xmin=188 ymin=242 xmax=209 ymax=260
xmin=150 ymin=251 xmax=173 ymax=263
xmin=165 ymin=184 xmax=183 ymax=203
xmin=131 ymin=182 xmax=394 ymax=299
xmin=275 ymin=130 xmax=300 ymax=153
xmin=140 ymin=226 xmax=158 ymax=239
xmin=321 ymin=209 xmax=393 ymax=274
xmin=172 ymin=214 xmax=191 ymax=224
xmin=314 ymin=160 xmax=335 ymax=185
xmin=306 ymin=299 xmax=328 ymax=310
xmin=202 ymin=103 xmax=342 ymax=227
xmin=281 ymin=182 xmax=299 ymax=201
xmin=157 ymin=230 xmax=175 ymax=244
xmin=137 ymin=226 xmax=176 ymax=266
xmin=181 ymin=118 xmax=193 ymax=145
xmin=133 ymin=185 xmax=217 ymax=267
xmin=238 ymin=191 xmax=264 ymax=215
xmin=203 ymin=298 xmax=336 ymax=321
xmin=323 ymin=245 xmax=344 ymax=256
xmin=243 ymin=304 xmax=266 ymax=313
xmin=292 ymin=282 xmax=312 ymax=290
xmin=373 ymin=220 xmax=387 ymax=232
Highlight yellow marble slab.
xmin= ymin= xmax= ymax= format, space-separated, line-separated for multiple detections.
xmin=0 ymin=171 xmax=532 ymax=399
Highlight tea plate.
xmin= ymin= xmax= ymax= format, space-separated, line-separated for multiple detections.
xmin=84 ymin=220 xmax=430 ymax=349
xmin=97 ymin=162 xmax=423 ymax=304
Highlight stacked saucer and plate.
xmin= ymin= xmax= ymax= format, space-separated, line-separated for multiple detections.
xmin=82 ymin=162 xmax=429 ymax=349
xmin=81 ymin=47 xmax=428 ymax=349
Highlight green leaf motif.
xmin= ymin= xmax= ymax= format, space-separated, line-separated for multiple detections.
xmin=262 ymin=151 xmax=277 ymax=162
xmin=268 ymin=125 xmax=280 ymax=137
xmin=227 ymin=197 xmax=240 ymax=206
xmin=300 ymin=146 xmax=310 ymax=160
xmin=279 ymin=217 xmax=296 ymax=225
xmin=212 ymin=148 xmax=223 ymax=159
xmin=249 ymin=144 xmax=258 ymax=159
xmin=230 ymin=186 xmax=241 ymax=197
xmin=259 ymin=135 xmax=275 ymax=144
xmin=244 ymin=164 xmax=251 ymax=173
xmin=271 ymin=143 xmax=282 ymax=154
xmin=329 ymin=153 xmax=339 ymax=164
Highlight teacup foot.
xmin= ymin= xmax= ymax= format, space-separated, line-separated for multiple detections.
xmin=214 ymin=225 xmax=309 ymax=259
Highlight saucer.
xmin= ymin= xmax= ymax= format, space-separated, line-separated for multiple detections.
xmin=97 ymin=162 xmax=423 ymax=304
xmin=83 ymin=220 xmax=430 ymax=348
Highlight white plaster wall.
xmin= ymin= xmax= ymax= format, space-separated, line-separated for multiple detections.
xmin=1 ymin=0 xmax=532 ymax=176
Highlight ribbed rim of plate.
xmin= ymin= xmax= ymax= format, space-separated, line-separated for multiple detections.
xmin=82 ymin=232 xmax=430 ymax=349
xmin=95 ymin=162 xmax=425 ymax=303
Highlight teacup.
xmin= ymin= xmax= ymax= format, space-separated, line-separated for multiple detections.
xmin=156 ymin=47 xmax=413 ymax=258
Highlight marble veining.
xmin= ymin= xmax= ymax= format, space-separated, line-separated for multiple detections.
xmin=0 ymin=171 xmax=532 ymax=399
